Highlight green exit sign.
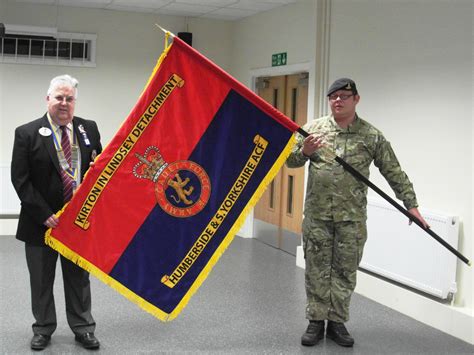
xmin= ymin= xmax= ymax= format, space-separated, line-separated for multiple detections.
xmin=272 ymin=52 xmax=287 ymax=66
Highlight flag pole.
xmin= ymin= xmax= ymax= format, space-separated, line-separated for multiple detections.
xmin=296 ymin=127 xmax=471 ymax=267
xmin=154 ymin=24 xmax=174 ymax=50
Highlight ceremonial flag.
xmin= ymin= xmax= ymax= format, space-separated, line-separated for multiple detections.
xmin=46 ymin=33 xmax=299 ymax=321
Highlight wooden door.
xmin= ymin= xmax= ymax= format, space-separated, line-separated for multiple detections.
xmin=254 ymin=73 xmax=308 ymax=254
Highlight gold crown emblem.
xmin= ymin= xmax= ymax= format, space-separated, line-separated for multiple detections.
xmin=133 ymin=146 xmax=168 ymax=182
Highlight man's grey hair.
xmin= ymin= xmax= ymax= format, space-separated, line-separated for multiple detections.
xmin=47 ymin=74 xmax=79 ymax=98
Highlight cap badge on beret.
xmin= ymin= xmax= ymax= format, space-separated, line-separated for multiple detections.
xmin=327 ymin=78 xmax=358 ymax=96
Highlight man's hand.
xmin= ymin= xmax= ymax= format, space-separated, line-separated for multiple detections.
xmin=302 ymin=134 xmax=325 ymax=157
xmin=408 ymin=207 xmax=430 ymax=229
xmin=44 ymin=214 xmax=59 ymax=229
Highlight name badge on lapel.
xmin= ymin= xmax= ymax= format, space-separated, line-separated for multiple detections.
xmin=39 ymin=127 xmax=52 ymax=136
xmin=78 ymin=124 xmax=91 ymax=146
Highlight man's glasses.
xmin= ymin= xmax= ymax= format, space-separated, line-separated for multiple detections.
xmin=53 ymin=95 xmax=75 ymax=103
xmin=328 ymin=94 xmax=353 ymax=101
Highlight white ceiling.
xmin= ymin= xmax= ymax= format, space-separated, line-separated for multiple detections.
xmin=11 ymin=0 xmax=299 ymax=21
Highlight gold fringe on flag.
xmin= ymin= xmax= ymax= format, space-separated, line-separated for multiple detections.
xmin=45 ymin=133 xmax=296 ymax=321
xmin=45 ymin=35 xmax=297 ymax=321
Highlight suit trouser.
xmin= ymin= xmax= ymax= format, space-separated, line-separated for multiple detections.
xmin=25 ymin=244 xmax=96 ymax=336
xmin=302 ymin=218 xmax=367 ymax=323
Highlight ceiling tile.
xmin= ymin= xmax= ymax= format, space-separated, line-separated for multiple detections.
xmin=12 ymin=0 xmax=56 ymax=4
xmin=160 ymin=2 xmax=219 ymax=15
xmin=58 ymin=0 xmax=113 ymax=7
xmin=201 ymin=13 xmax=242 ymax=21
xmin=175 ymin=0 xmax=236 ymax=6
xmin=257 ymin=0 xmax=297 ymax=4
xmin=110 ymin=0 xmax=171 ymax=8
xmin=229 ymin=0 xmax=279 ymax=11
xmin=106 ymin=5 xmax=156 ymax=13
xmin=8 ymin=0 xmax=302 ymax=21
xmin=208 ymin=7 xmax=257 ymax=18
xmin=155 ymin=8 xmax=204 ymax=17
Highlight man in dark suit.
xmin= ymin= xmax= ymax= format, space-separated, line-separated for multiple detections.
xmin=11 ymin=74 xmax=102 ymax=350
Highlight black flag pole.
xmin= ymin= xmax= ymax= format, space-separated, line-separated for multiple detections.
xmin=296 ymin=127 xmax=471 ymax=266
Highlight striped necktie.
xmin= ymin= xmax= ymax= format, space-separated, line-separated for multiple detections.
xmin=60 ymin=125 xmax=74 ymax=202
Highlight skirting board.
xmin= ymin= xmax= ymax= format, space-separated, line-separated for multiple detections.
xmin=296 ymin=245 xmax=473 ymax=344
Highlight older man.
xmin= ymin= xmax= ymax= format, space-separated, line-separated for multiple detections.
xmin=11 ymin=75 xmax=102 ymax=350
xmin=287 ymin=78 xmax=428 ymax=347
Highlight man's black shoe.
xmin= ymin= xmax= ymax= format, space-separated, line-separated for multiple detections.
xmin=326 ymin=321 xmax=354 ymax=347
xmin=301 ymin=320 xmax=325 ymax=346
xmin=30 ymin=334 xmax=51 ymax=350
xmin=75 ymin=332 xmax=100 ymax=349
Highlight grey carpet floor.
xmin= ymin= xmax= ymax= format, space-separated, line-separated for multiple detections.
xmin=1 ymin=235 xmax=472 ymax=354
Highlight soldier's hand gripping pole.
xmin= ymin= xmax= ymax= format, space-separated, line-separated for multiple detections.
xmin=296 ymin=127 xmax=471 ymax=266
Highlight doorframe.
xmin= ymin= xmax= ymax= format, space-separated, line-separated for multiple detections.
xmin=249 ymin=63 xmax=313 ymax=116
xmin=238 ymin=62 xmax=313 ymax=240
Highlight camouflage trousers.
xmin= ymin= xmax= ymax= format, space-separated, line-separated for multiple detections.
xmin=302 ymin=217 xmax=367 ymax=322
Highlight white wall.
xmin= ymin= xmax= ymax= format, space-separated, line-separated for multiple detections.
xmin=230 ymin=0 xmax=317 ymax=238
xmin=0 ymin=0 xmax=233 ymax=164
xmin=230 ymin=0 xmax=473 ymax=343
xmin=328 ymin=0 xmax=473 ymax=311
xmin=231 ymin=0 xmax=316 ymax=82
xmin=1 ymin=0 xmax=473 ymax=344
xmin=327 ymin=0 xmax=472 ymax=343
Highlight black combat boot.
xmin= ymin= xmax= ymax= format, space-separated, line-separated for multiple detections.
xmin=326 ymin=321 xmax=354 ymax=347
xmin=301 ymin=320 xmax=325 ymax=346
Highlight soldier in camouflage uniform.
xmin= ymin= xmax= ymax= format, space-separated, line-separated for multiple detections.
xmin=286 ymin=78 xmax=429 ymax=347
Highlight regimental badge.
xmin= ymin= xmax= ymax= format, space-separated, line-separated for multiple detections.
xmin=133 ymin=146 xmax=211 ymax=218
xmin=345 ymin=83 xmax=352 ymax=90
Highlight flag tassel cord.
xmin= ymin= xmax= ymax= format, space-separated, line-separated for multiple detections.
xmin=296 ymin=127 xmax=471 ymax=267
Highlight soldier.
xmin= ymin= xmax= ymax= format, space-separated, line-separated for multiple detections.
xmin=286 ymin=78 xmax=429 ymax=347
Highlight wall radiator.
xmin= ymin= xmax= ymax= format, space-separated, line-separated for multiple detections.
xmin=361 ymin=197 xmax=459 ymax=300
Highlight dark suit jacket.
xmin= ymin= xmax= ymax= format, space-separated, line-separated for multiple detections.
xmin=11 ymin=114 xmax=102 ymax=246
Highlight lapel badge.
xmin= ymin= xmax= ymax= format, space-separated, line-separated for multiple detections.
xmin=78 ymin=124 xmax=91 ymax=146
xmin=39 ymin=127 xmax=52 ymax=136
xmin=91 ymin=149 xmax=97 ymax=161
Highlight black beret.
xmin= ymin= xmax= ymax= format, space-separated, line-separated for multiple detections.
xmin=327 ymin=78 xmax=358 ymax=96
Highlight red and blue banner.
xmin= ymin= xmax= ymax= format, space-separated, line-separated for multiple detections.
xmin=46 ymin=34 xmax=299 ymax=321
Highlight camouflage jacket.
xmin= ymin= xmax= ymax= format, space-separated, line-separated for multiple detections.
xmin=286 ymin=114 xmax=418 ymax=221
